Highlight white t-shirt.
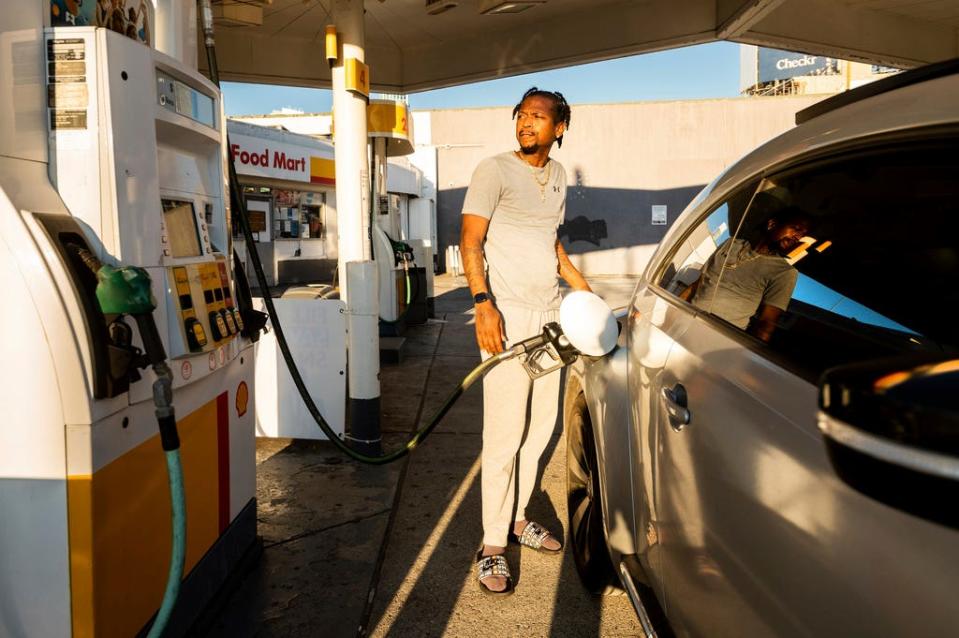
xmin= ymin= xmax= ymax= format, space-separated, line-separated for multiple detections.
xmin=461 ymin=152 xmax=567 ymax=310
xmin=693 ymin=237 xmax=798 ymax=329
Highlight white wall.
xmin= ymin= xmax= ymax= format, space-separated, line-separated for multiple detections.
xmin=427 ymin=95 xmax=828 ymax=275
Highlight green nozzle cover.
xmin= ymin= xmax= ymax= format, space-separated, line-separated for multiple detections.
xmin=95 ymin=265 xmax=157 ymax=315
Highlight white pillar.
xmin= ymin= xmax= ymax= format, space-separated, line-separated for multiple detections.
xmin=345 ymin=261 xmax=380 ymax=448
xmin=332 ymin=0 xmax=381 ymax=453
xmin=332 ymin=0 xmax=371 ymax=299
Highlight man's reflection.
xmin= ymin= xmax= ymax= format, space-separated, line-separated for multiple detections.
xmin=682 ymin=209 xmax=811 ymax=342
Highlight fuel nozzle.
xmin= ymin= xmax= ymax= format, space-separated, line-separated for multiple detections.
xmin=387 ymin=235 xmax=415 ymax=268
xmin=94 ymin=264 xmax=179 ymax=451
xmin=510 ymin=322 xmax=580 ymax=379
xmin=95 ymin=264 xmax=168 ymax=363
xmin=509 ymin=292 xmax=619 ymax=380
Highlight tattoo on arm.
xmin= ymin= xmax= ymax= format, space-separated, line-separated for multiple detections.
xmin=460 ymin=215 xmax=493 ymax=297
xmin=555 ymin=239 xmax=591 ymax=291
xmin=460 ymin=245 xmax=488 ymax=296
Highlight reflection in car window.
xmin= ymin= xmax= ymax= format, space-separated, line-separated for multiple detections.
xmin=657 ymin=181 xmax=758 ymax=300
xmin=708 ymin=141 xmax=959 ymax=378
xmin=791 ymin=275 xmax=918 ymax=336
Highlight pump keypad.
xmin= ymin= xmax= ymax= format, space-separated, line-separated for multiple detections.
xmin=168 ymin=258 xmax=238 ymax=357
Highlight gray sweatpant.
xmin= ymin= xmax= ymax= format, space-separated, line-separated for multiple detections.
xmin=481 ymin=303 xmax=561 ymax=548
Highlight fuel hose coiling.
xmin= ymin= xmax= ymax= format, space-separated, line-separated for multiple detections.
xmin=199 ymin=0 xmax=618 ymax=466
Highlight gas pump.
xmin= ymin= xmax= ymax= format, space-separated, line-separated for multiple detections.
xmin=1 ymin=4 xmax=256 ymax=636
xmin=372 ymin=220 xmax=416 ymax=328
xmin=370 ymin=120 xmax=421 ymax=331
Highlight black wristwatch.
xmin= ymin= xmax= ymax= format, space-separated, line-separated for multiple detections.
xmin=473 ymin=292 xmax=491 ymax=304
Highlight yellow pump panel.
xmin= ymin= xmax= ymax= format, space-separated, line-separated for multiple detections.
xmin=68 ymin=395 xmax=229 ymax=637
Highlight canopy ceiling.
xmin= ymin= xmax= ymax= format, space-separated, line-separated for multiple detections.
xmin=204 ymin=0 xmax=959 ymax=92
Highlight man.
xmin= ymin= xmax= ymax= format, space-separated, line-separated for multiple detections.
xmin=460 ymin=87 xmax=592 ymax=595
xmin=685 ymin=209 xmax=810 ymax=342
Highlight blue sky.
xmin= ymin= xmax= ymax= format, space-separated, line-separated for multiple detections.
xmin=223 ymin=41 xmax=741 ymax=116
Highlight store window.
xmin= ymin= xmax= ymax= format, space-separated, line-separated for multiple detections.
xmin=699 ymin=141 xmax=959 ymax=379
xmin=300 ymin=192 xmax=326 ymax=239
xmin=273 ymin=190 xmax=325 ymax=240
xmin=235 ymin=187 xmax=271 ymax=241
xmin=234 ymin=187 xmax=326 ymax=241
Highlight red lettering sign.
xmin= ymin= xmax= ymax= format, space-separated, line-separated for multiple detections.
xmin=231 ymin=140 xmax=309 ymax=177
xmin=273 ymin=151 xmax=306 ymax=172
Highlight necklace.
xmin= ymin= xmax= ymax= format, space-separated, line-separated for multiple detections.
xmin=724 ymin=241 xmax=766 ymax=270
xmin=515 ymin=151 xmax=551 ymax=201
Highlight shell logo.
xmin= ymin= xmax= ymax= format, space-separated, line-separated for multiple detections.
xmin=236 ymin=381 xmax=249 ymax=417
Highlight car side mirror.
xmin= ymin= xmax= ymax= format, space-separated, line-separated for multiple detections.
xmin=818 ymin=355 xmax=959 ymax=529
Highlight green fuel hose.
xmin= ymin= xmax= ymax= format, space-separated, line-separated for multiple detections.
xmin=199 ymin=5 xmax=517 ymax=465
xmin=378 ymin=260 xmax=418 ymax=326
xmin=147 ymin=449 xmax=186 ymax=638
xmin=141 ymin=356 xmax=185 ymax=636
xmin=79 ymin=248 xmax=188 ymax=636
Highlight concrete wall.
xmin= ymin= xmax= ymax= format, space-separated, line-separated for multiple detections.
xmin=427 ymin=95 xmax=824 ymax=275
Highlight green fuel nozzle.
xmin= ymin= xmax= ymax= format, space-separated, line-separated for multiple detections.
xmin=94 ymin=263 xmax=176 ymax=448
xmin=95 ymin=264 xmax=157 ymax=316
xmin=95 ymin=264 xmax=168 ymax=365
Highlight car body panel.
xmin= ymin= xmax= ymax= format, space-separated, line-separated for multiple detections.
xmin=570 ymin=70 xmax=959 ymax=636
xmin=566 ymin=307 xmax=637 ymax=559
xmin=623 ymin=286 xmax=695 ymax=604
xmin=656 ymin=313 xmax=959 ymax=637
xmin=579 ymin=345 xmax=635 ymax=555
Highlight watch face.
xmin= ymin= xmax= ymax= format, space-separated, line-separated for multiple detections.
xmin=474 ymin=292 xmax=489 ymax=304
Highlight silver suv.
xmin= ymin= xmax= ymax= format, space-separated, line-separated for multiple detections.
xmin=564 ymin=59 xmax=959 ymax=637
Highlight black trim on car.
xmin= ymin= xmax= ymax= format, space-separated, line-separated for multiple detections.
xmin=760 ymin=125 xmax=959 ymax=185
xmin=795 ymin=57 xmax=959 ymax=125
xmin=619 ymin=554 xmax=674 ymax=638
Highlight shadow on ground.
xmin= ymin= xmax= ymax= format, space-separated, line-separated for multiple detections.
xmin=202 ymin=275 xmax=641 ymax=637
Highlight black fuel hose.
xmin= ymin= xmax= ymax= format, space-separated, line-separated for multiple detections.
xmin=199 ymin=5 xmax=513 ymax=465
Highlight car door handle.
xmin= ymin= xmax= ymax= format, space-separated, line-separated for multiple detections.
xmin=662 ymin=384 xmax=691 ymax=432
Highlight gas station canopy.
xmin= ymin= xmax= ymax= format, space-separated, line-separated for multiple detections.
xmin=206 ymin=0 xmax=959 ymax=92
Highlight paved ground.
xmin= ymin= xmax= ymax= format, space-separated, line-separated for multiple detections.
xmin=204 ymin=274 xmax=641 ymax=638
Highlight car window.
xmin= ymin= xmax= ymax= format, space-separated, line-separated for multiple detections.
xmin=656 ymin=180 xmax=759 ymax=301
xmin=694 ymin=140 xmax=959 ymax=379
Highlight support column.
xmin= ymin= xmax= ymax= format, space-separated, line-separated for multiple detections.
xmin=345 ymin=261 xmax=380 ymax=451
xmin=332 ymin=0 xmax=371 ymax=282
xmin=332 ymin=0 xmax=381 ymax=454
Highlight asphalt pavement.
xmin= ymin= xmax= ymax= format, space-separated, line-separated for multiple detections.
xmin=204 ymin=274 xmax=642 ymax=638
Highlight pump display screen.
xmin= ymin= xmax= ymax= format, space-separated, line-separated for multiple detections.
xmin=162 ymin=199 xmax=203 ymax=258
xmin=156 ymin=71 xmax=216 ymax=129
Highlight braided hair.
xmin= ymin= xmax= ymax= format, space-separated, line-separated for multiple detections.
xmin=512 ymin=87 xmax=572 ymax=147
